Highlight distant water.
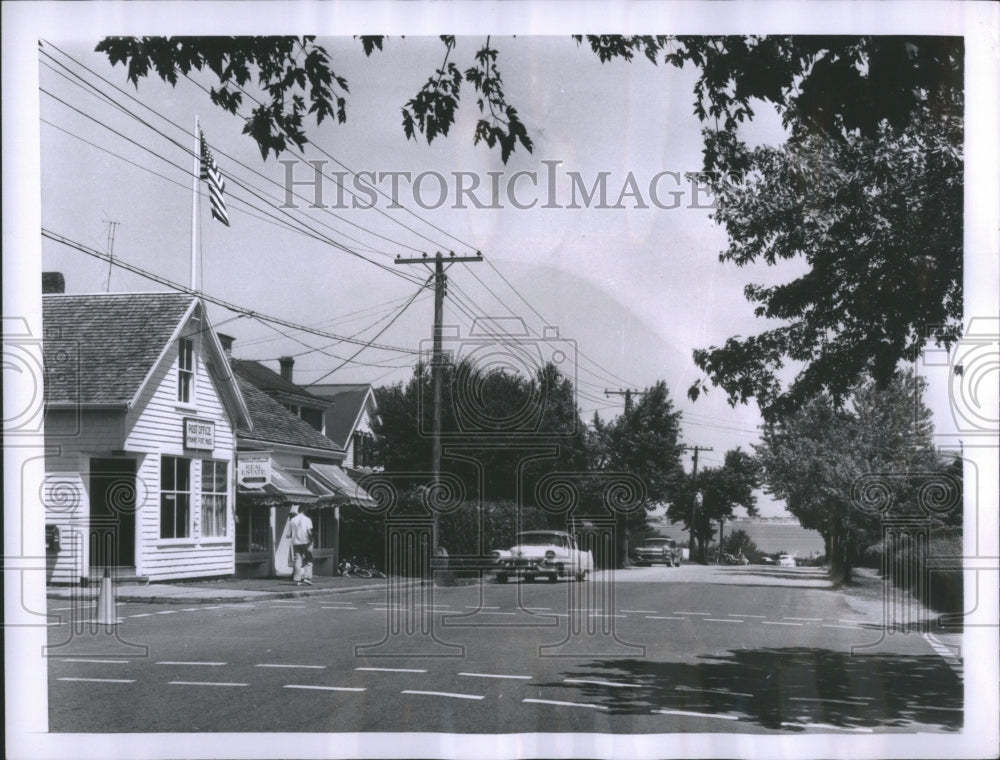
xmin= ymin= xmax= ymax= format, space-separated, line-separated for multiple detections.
xmin=650 ymin=521 xmax=826 ymax=557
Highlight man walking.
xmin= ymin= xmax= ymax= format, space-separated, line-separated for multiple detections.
xmin=285 ymin=504 xmax=314 ymax=585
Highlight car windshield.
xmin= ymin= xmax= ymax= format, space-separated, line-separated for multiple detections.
xmin=643 ymin=539 xmax=673 ymax=546
xmin=516 ymin=533 xmax=565 ymax=547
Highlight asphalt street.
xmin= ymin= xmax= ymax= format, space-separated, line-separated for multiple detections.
xmin=47 ymin=565 xmax=963 ymax=734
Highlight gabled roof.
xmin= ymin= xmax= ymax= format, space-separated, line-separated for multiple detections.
xmin=231 ymin=359 xmax=326 ymax=407
xmin=41 ymin=293 xmax=249 ymax=429
xmin=43 ymin=292 xmax=195 ymax=405
xmin=308 ymin=383 xmax=378 ymax=449
xmin=235 ymin=375 xmax=343 ymax=454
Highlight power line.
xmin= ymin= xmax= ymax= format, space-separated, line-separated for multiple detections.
xmin=41 ymin=227 xmax=423 ymax=357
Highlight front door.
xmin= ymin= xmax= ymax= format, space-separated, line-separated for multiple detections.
xmin=89 ymin=458 xmax=137 ymax=570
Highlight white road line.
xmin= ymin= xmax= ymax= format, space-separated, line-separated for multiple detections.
xmin=731 ymin=614 xmax=766 ymax=618
xmin=57 ymin=677 xmax=135 ymax=684
xmin=271 ymin=603 xmax=305 ymax=606
xmin=180 ymin=608 xmax=202 ymax=612
xmin=587 ymin=613 xmax=627 ymax=618
xmin=781 ymin=720 xmax=873 ymax=733
xmin=839 ymin=619 xmax=868 ymax=624
xmin=256 ymin=664 xmax=326 ymax=669
xmin=285 ymin=685 xmax=366 ymax=692
xmin=129 ymin=613 xmax=154 ymax=618
xmin=646 ymin=616 xmax=684 ymax=620
xmin=402 ymin=690 xmax=484 ymax=701
xmin=674 ymin=611 xmax=711 ymax=615
xmin=676 ymin=686 xmax=753 ymax=698
xmin=169 ymin=681 xmax=248 ymax=687
xmin=156 ymin=610 xmax=179 ymax=615
xmin=459 ymin=672 xmax=532 ymax=680
xmin=523 ymin=698 xmax=608 ymax=710
xmin=704 ymin=618 xmax=743 ymax=624
xmin=199 ymin=606 xmax=222 ymax=610
xmin=321 ymin=606 xmax=357 ymax=610
xmin=564 ymin=678 xmax=641 ymax=689
xmin=522 ymin=606 xmax=551 ymax=611
xmin=50 ymin=606 xmax=74 ymax=611
xmin=784 ymin=617 xmax=823 ymax=621
xmin=762 ymin=621 xmax=803 ymax=626
xmin=156 ymin=661 xmax=226 ymax=666
xmin=790 ymin=697 xmax=870 ymax=706
xmin=621 ymin=609 xmax=657 ymax=614
xmin=61 ymin=659 xmax=130 ymax=664
xmin=822 ymin=624 xmax=861 ymax=629
xmin=653 ymin=709 xmax=739 ymax=720
xmin=465 ymin=605 xmax=500 ymax=609
xmin=355 ymin=667 xmax=427 ymax=673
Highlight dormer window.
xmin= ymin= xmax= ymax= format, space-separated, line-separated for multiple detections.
xmin=177 ymin=338 xmax=194 ymax=403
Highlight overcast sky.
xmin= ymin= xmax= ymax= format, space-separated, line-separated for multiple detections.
xmin=29 ymin=12 xmax=991 ymax=519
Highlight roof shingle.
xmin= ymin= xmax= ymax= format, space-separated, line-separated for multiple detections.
xmin=235 ymin=375 xmax=342 ymax=453
xmin=42 ymin=292 xmax=195 ymax=405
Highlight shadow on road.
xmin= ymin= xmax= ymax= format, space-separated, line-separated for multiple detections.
xmin=538 ymin=647 xmax=962 ymax=731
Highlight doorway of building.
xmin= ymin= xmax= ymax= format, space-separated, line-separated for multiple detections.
xmin=89 ymin=458 xmax=137 ymax=570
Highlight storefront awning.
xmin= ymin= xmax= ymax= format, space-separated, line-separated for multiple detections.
xmin=237 ymin=462 xmax=337 ymax=508
xmin=308 ymin=463 xmax=377 ymax=508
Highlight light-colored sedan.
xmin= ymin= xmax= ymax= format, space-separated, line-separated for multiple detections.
xmin=777 ymin=554 xmax=796 ymax=567
xmin=493 ymin=530 xmax=594 ymax=583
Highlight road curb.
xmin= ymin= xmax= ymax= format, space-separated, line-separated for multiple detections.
xmin=46 ymin=579 xmax=427 ymax=605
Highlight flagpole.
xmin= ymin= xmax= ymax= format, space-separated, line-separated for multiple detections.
xmin=191 ymin=115 xmax=200 ymax=292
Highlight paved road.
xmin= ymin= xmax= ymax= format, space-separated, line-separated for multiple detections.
xmin=47 ymin=565 xmax=963 ymax=734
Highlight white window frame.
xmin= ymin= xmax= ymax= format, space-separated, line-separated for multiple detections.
xmin=200 ymin=459 xmax=228 ymax=537
xmin=160 ymin=455 xmax=191 ymax=539
xmin=177 ymin=337 xmax=195 ymax=403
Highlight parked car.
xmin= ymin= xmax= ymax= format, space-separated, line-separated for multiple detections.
xmin=492 ymin=530 xmax=594 ymax=583
xmin=777 ymin=554 xmax=796 ymax=567
xmin=633 ymin=537 xmax=681 ymax=566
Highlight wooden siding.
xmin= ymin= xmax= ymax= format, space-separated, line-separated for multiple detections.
xmin=124 ymin=322 xmax=236 ymax=580
xmin=43 ymin=315 xmax=239 ymax=583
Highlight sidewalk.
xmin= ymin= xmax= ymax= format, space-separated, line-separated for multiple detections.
xmin=46 ymin=574 xmax=416 ymax=605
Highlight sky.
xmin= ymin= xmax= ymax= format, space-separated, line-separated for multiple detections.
xmin=26 ymin=8 xmax=999 ymax=522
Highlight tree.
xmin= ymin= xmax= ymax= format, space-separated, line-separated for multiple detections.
xmin=754 ymin=370 xmax=940 ymax=585
xmin=686 ymin=105 xmax=962 ymax=418
xmin=586 ymin=381 xmax=686 ymax=565
xmin=667 ymin=447 xmax=761 ymax=563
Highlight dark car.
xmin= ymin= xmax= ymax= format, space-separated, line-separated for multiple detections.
xmin=633 ymin=537 xmax=681 ymax=567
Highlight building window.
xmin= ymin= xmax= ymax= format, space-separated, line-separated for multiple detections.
xmin=177 ymin=338 xmax=194 ymax=403
xmin=313 ymin=509 xmax=336 ymax=550
xmin=352 ymin=431 xmax=374 ymax=468
xmin=235 ymin=504 xmax=269 ymax=553
xmin=161 ymin=456 xmax=191 ymax=538
xmin=201 ymin=460 xmax=228 ymax=537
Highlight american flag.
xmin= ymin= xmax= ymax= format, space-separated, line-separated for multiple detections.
xmin=200 ymin=132 xmax=230 ymax=226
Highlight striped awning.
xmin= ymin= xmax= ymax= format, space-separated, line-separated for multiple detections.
xmin=237 ymin=463 xmax=336 ymax=507
xmin=308 ymin=463 xmax=377 ymax=507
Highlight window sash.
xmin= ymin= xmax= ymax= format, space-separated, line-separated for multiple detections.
xmin=160 ymin=456 xmax=191 ymax=539
xmin=177 ymin=338 xmax=194 ymax=403
xmin=200 ymin=460 xmax=228 ymax=537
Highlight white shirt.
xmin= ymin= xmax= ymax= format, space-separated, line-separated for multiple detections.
xmin=286 ymin=513 xmax=313 ymax=545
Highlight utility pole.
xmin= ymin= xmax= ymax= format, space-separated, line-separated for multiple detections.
xmin=394 ymin=251 xmax=482 ymax=554
xmin=604 ymin=388 xmax=644 ymax=414
xmin=682 ymin=444 xmax=713 ymax=561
